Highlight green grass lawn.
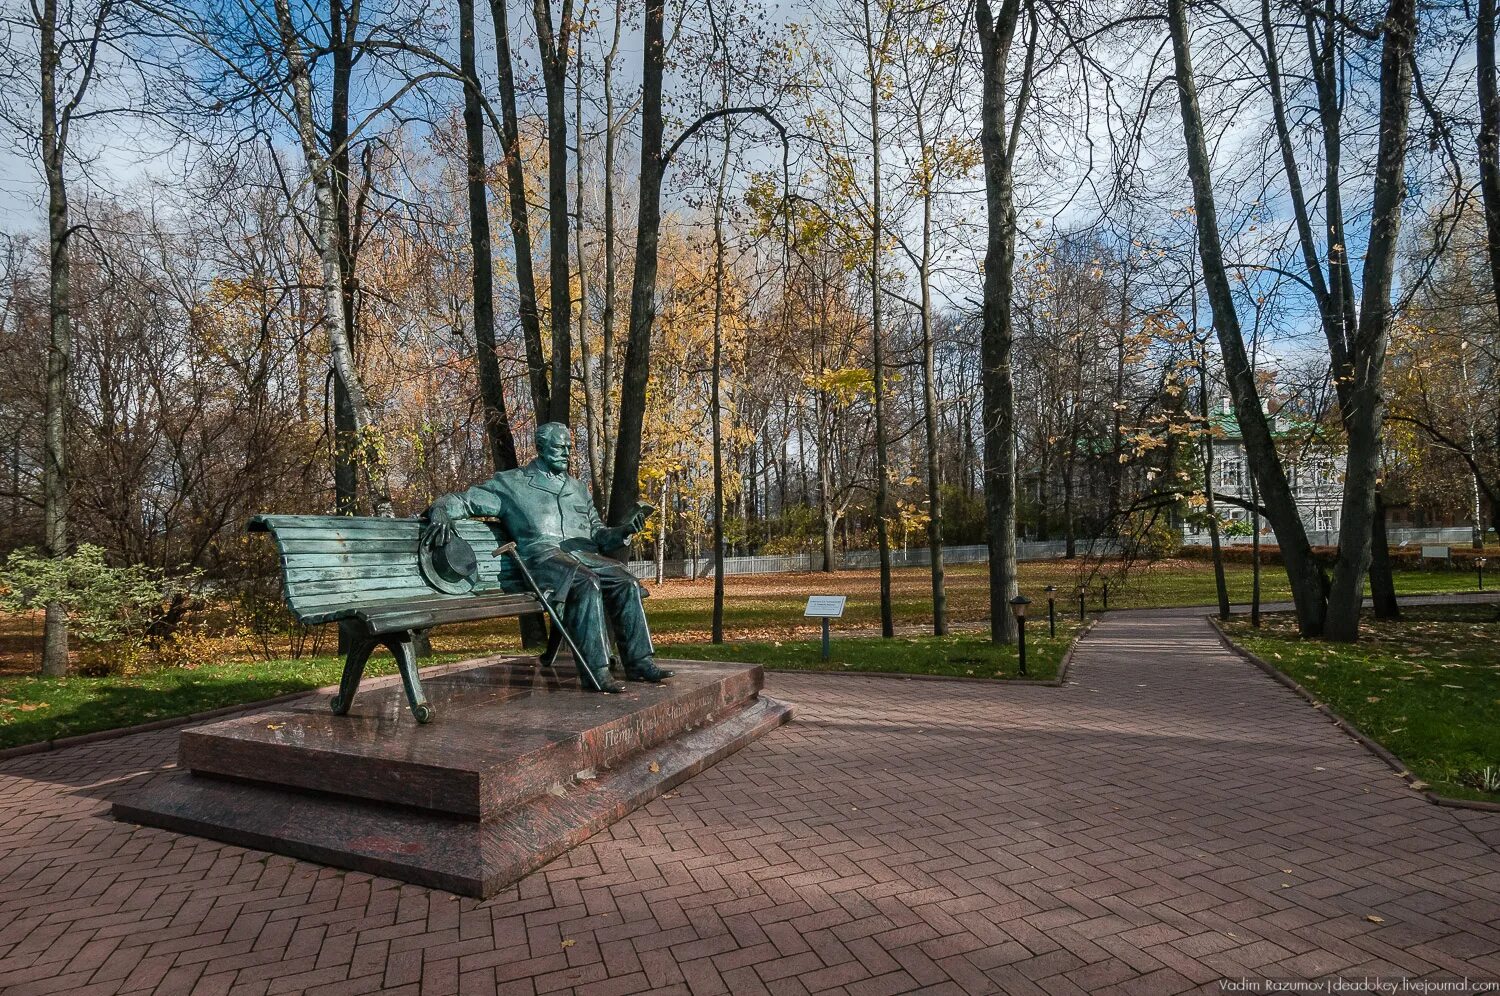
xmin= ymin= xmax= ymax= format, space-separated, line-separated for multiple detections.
xmin=1223 ymin=604 xmax=1500 ymax=803
xmin=660 ymin=621 xmax=1079 ymax=681
xmin=0 ymin=654 xmax=451 ymax=750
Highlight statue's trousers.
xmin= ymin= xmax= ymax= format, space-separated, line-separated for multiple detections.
xmin=533 ymin=553 xmax=654 ymax=677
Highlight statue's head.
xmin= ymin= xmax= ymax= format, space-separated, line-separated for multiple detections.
xmin=535 ymin=422 xmax=571 ymax=474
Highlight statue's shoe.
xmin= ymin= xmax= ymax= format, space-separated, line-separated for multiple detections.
xmin=584 ymin=669 xmax=625 ymax=693
xmin=625 ymin=659 xmax=674 ymax=683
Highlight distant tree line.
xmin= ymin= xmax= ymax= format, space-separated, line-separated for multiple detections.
xmin=0 ymin=0 xmax=1492 ymax=673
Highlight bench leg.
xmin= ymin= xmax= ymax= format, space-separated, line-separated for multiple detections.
xmin=331 ymin=625 xmax=376 ymax=716
xmin=384 ymin=632 xmax=434 ymax=724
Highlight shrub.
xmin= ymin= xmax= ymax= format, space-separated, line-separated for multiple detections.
xmin=232 ymin=577 xmax=328 ymax=661
xmin=1121 ymin=511 xmax=1182 ymax=561
xmin=0 ymin=545 xmax=202 ymax=673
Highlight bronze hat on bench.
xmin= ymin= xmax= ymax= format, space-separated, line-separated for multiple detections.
xmin=418 ymin=533 xmax=479 ymax=595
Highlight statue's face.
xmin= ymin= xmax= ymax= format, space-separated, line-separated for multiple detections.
xmin=537 ymin=428 xmax=571 ymax=474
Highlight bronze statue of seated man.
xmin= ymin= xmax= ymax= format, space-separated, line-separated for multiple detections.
xmin=420 ymin=422 xmax=672 ymax=693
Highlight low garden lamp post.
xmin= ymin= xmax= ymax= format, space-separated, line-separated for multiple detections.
xmin=1011 ymin=594 xmax=1031 ymax=676
xmin=1045 ymin=585 xmax=1057 ymax=638
xmin=1102 ymin=580 xmax=1110 ymax=611
xmin=1077 ymin=586 xmax=1086 ymax=622
xmin=1479 ymin=557 xmax=1488 ymax=591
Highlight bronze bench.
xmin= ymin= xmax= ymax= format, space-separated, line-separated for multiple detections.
xmin=248 ymin=514 xmax=543 ymax=723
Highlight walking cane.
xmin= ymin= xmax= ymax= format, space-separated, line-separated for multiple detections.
xmin=494 ymin=542 xmax=606 ymax=693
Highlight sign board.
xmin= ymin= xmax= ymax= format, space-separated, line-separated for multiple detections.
xmin=1421 ymin=545 xmax=1451 ymax=560
xmin=804 ymin=595 xmax=847 ymax=618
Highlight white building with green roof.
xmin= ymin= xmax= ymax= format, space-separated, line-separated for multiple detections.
xmin=1184 ymin=398 xmax=1344 ymax=546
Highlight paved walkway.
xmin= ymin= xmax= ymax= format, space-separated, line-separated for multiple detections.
xmin=2 ymin=611 xmax=1499 ymax=995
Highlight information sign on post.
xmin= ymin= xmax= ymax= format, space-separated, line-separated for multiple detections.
xmin=804 ymin=596 xmax=846 ymax=660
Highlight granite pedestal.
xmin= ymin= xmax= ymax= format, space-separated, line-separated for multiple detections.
xmin=113 ymin=659 xmax=791 ymax=897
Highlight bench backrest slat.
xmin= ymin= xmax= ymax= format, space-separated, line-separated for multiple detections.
xmin=249 ymin=514 xmax=522 ymax=625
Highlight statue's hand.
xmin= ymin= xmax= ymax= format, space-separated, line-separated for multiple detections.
xmin=421 ymin=507 xmax=454 ymax=548
xmin=624 ymin=501 xmax=655 ymax=536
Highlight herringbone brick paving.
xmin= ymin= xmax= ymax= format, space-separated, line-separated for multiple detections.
xmin=2 ymin=610 xmax=1499 ymax=995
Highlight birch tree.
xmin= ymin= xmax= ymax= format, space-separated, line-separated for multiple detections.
xmin=272 ymin=0 xmax=393 ymax=516
xmin=892 ymin=4 xmax=970 ymax=635
xmin=0 ymin=0 xmax=135 ymax=673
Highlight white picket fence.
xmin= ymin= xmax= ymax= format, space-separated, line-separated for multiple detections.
xmin=1189 ymin=525 xmax=1482 ymax=548
xmin=624 ymin=524 xmax=1486 ymax=580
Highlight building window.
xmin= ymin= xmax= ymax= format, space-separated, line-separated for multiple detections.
xmin=1216 ymin=454 xmax=1244 ymax=490
xmin=1305 ymin=456 xmax=1335 ymax=489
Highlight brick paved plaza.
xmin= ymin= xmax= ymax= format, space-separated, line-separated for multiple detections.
xmin=2 ymin=610 xmax=1499 ymax=995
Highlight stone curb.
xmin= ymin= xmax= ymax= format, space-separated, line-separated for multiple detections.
xmin=755 ymin=617 xmax=1099 ymax=688
xmin=1207 ymin=616 xmax=1500 ymax=815
xmin=0 ymin=655 xmax=511 ymax=763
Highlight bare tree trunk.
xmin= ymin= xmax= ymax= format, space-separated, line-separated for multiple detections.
xmin=1199 ymin=352 xmax=1230 ymax=621
xmin=39 ymin=0 xmax=71 ymax=677
xmin=1370 ymin=490 xmax=1399 ymax=620
xmin=596 ymin=3 xmax=626 ymax=507
xmin=1168 ymin=0 xmax=1326 ymax=635
xmin=710 ymin=123 xmax=730 ymax=644
xmin=488 ymin=0 xmax=549 ymax=420
xmin=533 ymin=0 xmax=574 ymax=426
xmin=330 ymin=0 xmax=359 ymax=517
xmin=574 ymin=29 xmax=603 ymax=503
xmin=1258 ymin=0 xmax=1415 ymax=638
xmin=1325 ymin=0 xmax=1415 ymax=641
xmin=1460 ymin=347 xmax=1485 ymax=547
xmin=654 ymin=476 xmax=669 ymax=584
xmin=460 ymin=0 xmax=518 ymax=471
xmin=795 ymin=401 xmax=808 ymax=505
xmin=1208 ymin=507 xmax=1230 ymax=619
xmin=608 ymin=0 xmax=664 ymax=527
xmin=1477 ymin=0 xmax=1500 ymax=534
xmin=1036 ymin=447 xmax=1049 ymax=539
xmin=863 ymin=0 xmax=894 ymax=638
xmin=1063 ymin=445 xmax=1077 ymax=558
xmin=747 ymin=431 xmax=761 ymax=537
xmin=919 ymin=165 xmax=947 ymax=634
xmin=8 ymin=429 xmax=19 ymax=525
xmin=1110 ymin=259 xmax=1130 ymax=513
xmin=819 ymin=395 xmax=836 ymax=573
xmin=1250 ymin=473 xmax=1262 ymax=627
xmin=975 ymin=0 xmax=1031 ymax=644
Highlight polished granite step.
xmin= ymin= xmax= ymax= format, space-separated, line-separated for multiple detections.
xmin=177 ymin=660 xmax=765 ymax=819
xmin=113 ymin=658 xmax=792 ymax=897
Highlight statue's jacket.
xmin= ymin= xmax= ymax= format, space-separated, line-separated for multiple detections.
xmin=430 ymin=459 xmax=631 ymax=602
